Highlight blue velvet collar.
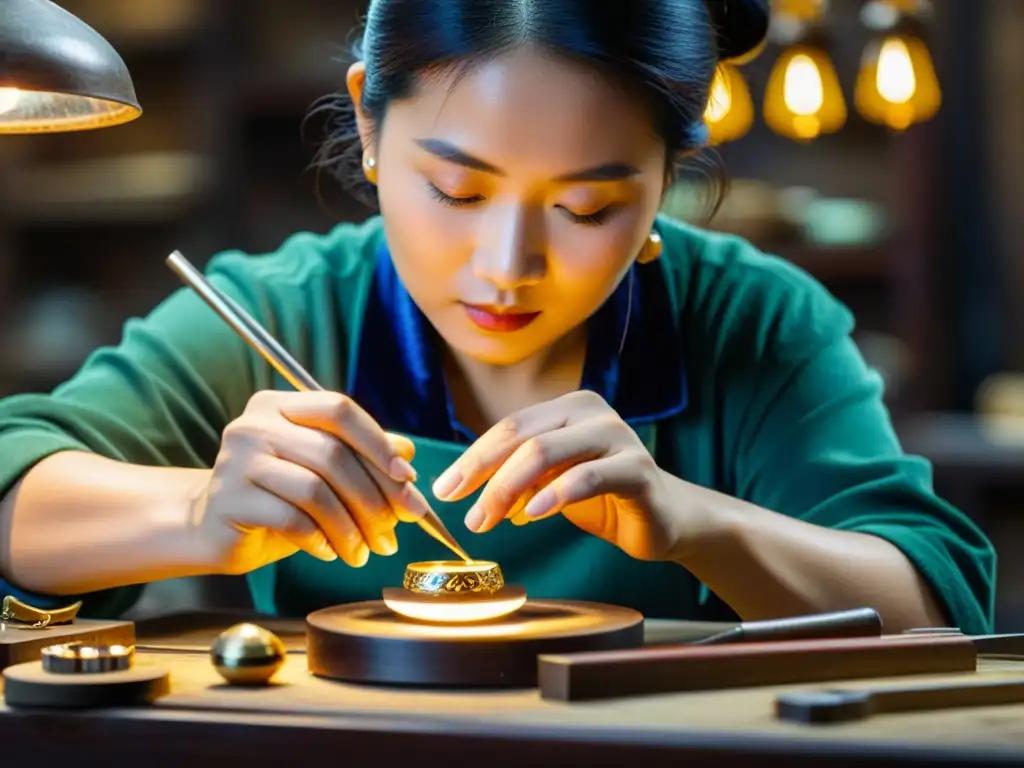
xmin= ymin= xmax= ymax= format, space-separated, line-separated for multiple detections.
xmin=350 ymin=244 xmax=688 ymax=443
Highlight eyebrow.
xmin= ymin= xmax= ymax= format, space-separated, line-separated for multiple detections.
xmin=413 ymin=138 xmax=640 ymax=183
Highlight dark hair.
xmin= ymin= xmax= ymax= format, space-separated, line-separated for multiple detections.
xmin=306 ymin=0 xmax=770 ymax=217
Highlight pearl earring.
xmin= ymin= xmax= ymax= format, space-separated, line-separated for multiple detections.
xmin=638 ymin=231 xmax=663 ymax=264
xmin=363 ymin=155 xmax=378 ymax=184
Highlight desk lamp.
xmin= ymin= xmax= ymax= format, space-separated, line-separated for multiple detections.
xmin=0 ymin=0 xmax=141 ymax=134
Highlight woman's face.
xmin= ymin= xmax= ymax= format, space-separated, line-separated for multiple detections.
xmin=349 ymin=47 xmax=668 ymax=367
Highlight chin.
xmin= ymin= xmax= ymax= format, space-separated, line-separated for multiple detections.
xmin=453 ymin=337 xmax=541 ymax=367
xmin=438 ymin=326 xmax=549 ymax=367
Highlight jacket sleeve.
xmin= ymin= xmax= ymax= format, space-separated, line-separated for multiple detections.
xmin=0 ymin=255 xmax=265 ymax=618
xmin=720 ymin=261 xmax=997 ymax=635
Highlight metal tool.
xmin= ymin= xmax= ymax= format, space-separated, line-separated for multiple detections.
xmin=899 ymin=627 xmax=1024 ymax=657
xmin=776 ymin=677 xmax=1024 ymax=724
xmin=165 ymin=249 xmax=472 ymax=563
xmin=690 ymin=607 xmax=883 ymax=646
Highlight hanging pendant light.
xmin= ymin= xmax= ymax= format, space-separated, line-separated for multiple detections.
xmin=763 ymin=0 xmax=847 ymax=142
xmin=854 ymin=0 xmax=941 ymax=131
xmin=0 ymin=0 xmax=142 ymax=134
xmin=704 ymin=63 xmax=756 ymax=145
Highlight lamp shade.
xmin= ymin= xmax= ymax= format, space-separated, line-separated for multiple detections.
xmin=0 ymin=0 xmax=141 ymax=134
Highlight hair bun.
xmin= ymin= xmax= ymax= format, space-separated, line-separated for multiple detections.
xmin=706 ymin=0 xmax=771 ymax=63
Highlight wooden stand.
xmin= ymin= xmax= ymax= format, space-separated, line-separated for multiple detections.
xmin=0 ymin=619 xmax=135 ymax=671
xmin=307 ymin=599 xmax=643 ymax=688
xmin=3 ymin=661 xmax=170 ymax=709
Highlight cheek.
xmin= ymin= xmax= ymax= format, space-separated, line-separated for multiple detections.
xmin=547 ymin=216 xmax=647 ymax=298
xmin=377 ymin=168 xmax=471 ymax=292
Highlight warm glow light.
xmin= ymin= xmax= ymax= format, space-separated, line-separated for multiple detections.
xmin=0 ymin=88 xmax=21 ymax=116
xmin=705 ymin=73 xmax=732 ymax=123
xmin=413 ymin=561 xmax=493 ymax=575
xmin=877 ymin=37 xmax=916 ymax=103
xmin=784 ymin=54 xmax=824 ymax=116
xmin=704 ymin=64 xmax=755 ymax=145
xmin=764 ymin=46 xmax=847 ymax=142
xmin=383 ymin=589 xmax=528 ymax=624
xmin=855 ymin=33 xmax=941 ymax=130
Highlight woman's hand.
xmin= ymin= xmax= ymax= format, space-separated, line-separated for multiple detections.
xmin=432 ymin=391 xmax=690 ymax=561
xmin=191 ymin=390 xmax=432 ymax=575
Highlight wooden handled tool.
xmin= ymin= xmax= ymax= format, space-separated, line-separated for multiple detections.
xmin=691 ymin=607 xmax=882 ymax=645
xmin=537 ymin=634 xmax=978 ymax=702
xmin=775 ymin=677 xmax=1024 ymax=724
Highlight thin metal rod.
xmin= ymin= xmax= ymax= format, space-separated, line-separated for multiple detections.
xmin=166 ymin=252 xmax=321 ymax=393
xmin=166 ymin=250 xmax=472 ymax=563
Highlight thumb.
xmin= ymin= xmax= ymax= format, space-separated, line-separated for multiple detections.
xmin=386 ymin=432 xmax=416 ymax=462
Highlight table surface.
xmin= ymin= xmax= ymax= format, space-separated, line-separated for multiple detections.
xmin=3 ymin=613 xmax=1024 ymax=767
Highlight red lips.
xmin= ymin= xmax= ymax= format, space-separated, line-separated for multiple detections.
xmin=461 ymin=303 xmax=541 ymax=332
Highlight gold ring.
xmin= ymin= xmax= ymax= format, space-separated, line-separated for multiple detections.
xmin=41 ymin=643 xmax=135 ymax=675
xmin=402 ymin=561 xmax=505 ymax=596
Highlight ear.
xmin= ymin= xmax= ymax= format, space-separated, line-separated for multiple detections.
xmin=346 ymin=61 xmax=375 ymax=155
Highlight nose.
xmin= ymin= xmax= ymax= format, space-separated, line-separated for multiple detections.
xmin=471 ymin=203 xmax=546 ymax=291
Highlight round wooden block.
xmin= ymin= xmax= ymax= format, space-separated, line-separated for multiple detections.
xmin=306 ymin=599 xmax=644 ymax=688
xmin=2 ymin=661 xmax=170 ymax=709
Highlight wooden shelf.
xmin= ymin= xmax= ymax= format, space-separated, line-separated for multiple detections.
xmin=2 ymin=152 xmax=210 ymax=226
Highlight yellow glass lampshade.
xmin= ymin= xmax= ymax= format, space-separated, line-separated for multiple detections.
xmin=855 ymin=33 xmax=941 ymax=131
xmin=0 ymin=0 xmax=141 ymax=134
xmin=764 ymin=45 xmax=847 ymax=142
xmin=704 ymin=64 xmax=755 ymax=145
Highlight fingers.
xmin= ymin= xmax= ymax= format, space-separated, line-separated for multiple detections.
xmin=465 ymin=419 xmax=620 ymax=533
xmin=238 ymin=485 xmax=337 ymax=564
xmin=387 ymin=433 xmax=417 ymax=462
xmin=434 ymin=392 xmax=609 ymax=503
xmin=361 ymin=460 xmax=435 ymax=525
xmin=524 ymin=452 xmax=648 ymax=522
xmin=247 ymin=454 xmax=372 ymax=569
xmin=270 ymin=391 xmax=417 ymax=484
xmin=270 ymin=424 xmax=437 ymax=555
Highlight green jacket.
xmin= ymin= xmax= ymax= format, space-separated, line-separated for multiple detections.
xmin=0 ymin=215 xmax=997 ymax=632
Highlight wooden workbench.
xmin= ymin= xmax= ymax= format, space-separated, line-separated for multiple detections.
xmin=2 ymin=613 xmax=1024 ymax=767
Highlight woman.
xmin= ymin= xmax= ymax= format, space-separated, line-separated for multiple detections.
xmin=0 ymin=0 xmax=995 ymax=633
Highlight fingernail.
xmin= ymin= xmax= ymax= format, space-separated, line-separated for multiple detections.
xmin=353 ymin=542 xmax=370 ymax=567
xmin=465 ymin=504 xmax=485 ymax=532
xmin=378 ymin=531 xmax=398 ymax=556
xmin=433 ymin=468 xmax=463 ymax=500
xmin=525 ymin=489 xmax=556 ymax=519
xmin=318 ymin=543 xmax=339 ymax=561
xmin=389 ymin=457 xmax=417 ymax=483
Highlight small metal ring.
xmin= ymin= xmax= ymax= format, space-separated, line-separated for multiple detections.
xmin=402 ymin=561 xmax=505 ymax=596
xmin=41 ymin=643 xmax=135 ymax=675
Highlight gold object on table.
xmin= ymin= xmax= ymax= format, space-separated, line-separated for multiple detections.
xmin=403 ymin=561 xmax=505 ymax=596
xmin=1 ymin=595 xmax=83 ymax=629
xmin=165 ymin=249 xmax=472 ymax=564
xmin=383 ymin=561 xmax=525 ymax=623
xmin=210 ymin=623 xmax=286 ymax=686
xmin=41 ymin=643 xmax=134 ymax=674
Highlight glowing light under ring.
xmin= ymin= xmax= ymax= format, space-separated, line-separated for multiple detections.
xmin=383 ymin=585 xmax=528 ymax=624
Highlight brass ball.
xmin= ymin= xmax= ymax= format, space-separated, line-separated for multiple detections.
xmin=210 ymin=622 xmax=287 ymax=686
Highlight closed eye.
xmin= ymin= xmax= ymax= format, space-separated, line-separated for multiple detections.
xmin=428 ymin=180 xmax=617 ymax=226
xmin=558 ymin=205 xmax=617 ymax=226
xmin=426 ymin=182 xmax=483 ymax=208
